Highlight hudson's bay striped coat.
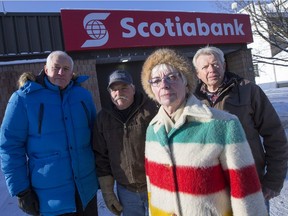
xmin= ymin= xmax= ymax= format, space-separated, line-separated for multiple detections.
xmin=145 ymin=95 xmax=267 ymax=216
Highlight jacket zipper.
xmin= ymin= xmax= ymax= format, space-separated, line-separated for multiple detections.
xmin=38 ymin=103 xmax=44 ymax=134
xmin=81 ymin=101 xmax=91 ymax=129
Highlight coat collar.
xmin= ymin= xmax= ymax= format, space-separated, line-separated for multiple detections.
xmin=150 ymin=95 xmax=213 ymax=132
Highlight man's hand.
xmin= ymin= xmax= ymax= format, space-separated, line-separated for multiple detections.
xmin=101 ymin=190 xmax=123 ymax=215
xmin=262 ymin=186 xmax=280 ymax=200
xmin=17 ymin=188 xmax=40 ymax=215
xmin=98 ymin=175 xmax=123 ymax=215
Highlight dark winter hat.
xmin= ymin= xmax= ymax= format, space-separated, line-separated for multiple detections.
xmin=107 ymin=70 xmax=133 ymax=88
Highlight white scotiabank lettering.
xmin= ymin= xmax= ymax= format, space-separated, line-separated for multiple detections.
xmin=121 ymin=18 xmax=137 ymax=37
xmin=138 ymin=22 xmax=149 ymax=37
xmin=121 ymin=16 xmax=244 ymax=38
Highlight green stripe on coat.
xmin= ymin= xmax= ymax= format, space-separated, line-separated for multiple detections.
xmin=146 ymin=118 xmax=246 ymax=146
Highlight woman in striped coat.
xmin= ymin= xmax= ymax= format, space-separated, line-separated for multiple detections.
xmin=140 ymin=48 xmax=267 ymax=216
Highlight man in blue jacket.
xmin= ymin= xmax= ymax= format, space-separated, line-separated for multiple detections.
xmin=0 ymin=51 xmax=99 ymax=216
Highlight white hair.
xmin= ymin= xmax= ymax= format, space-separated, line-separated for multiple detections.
xmin=46 ymin=50 xmax=74 ymax=70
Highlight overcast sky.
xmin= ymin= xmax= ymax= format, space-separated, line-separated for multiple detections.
xmin=0 ymin=0 xmax=236 ymax=13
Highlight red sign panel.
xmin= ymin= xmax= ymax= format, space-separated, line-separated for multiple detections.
xmin=60 ymin=9 xmax=253 ymax=51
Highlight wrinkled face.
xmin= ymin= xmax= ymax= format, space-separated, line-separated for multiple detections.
xmin=195 ymin=54 xmax=226 ymax=91
xmin=149 ymin=64 xmax=186 ymax=115
xmin=109 ymin=82 xmax=135 ymax=110
xmin=44 ymin=55 xmax=73 ymax=89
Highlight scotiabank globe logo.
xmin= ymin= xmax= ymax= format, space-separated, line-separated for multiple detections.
xmin=81 ymin=13 xmax=110 ymax=48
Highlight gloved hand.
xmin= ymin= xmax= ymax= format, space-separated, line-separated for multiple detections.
xmin=17 ymin=188 xmax=40 ymax=216
xmin=262 ymin=186 xmax=280 ymax=200
xmin=98 ymin=175 xmax=123 ymax=215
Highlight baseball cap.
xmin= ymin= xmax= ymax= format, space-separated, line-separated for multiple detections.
xmin=107 ymin=70 xmax=133 ymax=88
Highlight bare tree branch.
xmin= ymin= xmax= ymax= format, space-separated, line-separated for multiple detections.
xmin=252 ymin=59 xmax=288 ymax=67
xmin=217 ymin=0 xmax=288 ymax=66
xmin=253 ymin=53 xmax=288 ymax=61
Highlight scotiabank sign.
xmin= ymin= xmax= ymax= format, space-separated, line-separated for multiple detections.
xmin=60 ymin=9 xmax=253 ymax=51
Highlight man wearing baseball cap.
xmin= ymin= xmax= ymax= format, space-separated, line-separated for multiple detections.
xmin=94 ymin=70 xmax=158 ymax=216
xmin=107 ymin=70 xmax=133 ymax=88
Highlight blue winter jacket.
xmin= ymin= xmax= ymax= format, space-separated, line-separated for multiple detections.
xmin=0 ymin=73 xmax=98 ymax=215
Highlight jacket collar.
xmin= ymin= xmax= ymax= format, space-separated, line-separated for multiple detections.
xmin=150 ymin=95 xmax=213 ymax=132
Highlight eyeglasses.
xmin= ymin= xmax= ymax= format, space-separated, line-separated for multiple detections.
xmin=148 ymin=72 xmax=180 ymax=87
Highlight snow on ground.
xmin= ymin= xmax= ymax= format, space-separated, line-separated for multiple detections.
xmin=264 ymin=87 xmax=288 ymax=216
xmin=0 ymin=87 xmax=288 ymax=216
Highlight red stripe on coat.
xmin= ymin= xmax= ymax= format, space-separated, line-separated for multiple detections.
xmin=225 ymin=165 xmax=261 ymax=198
xmin=146 ymin=159 xmax=227 ymax=195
